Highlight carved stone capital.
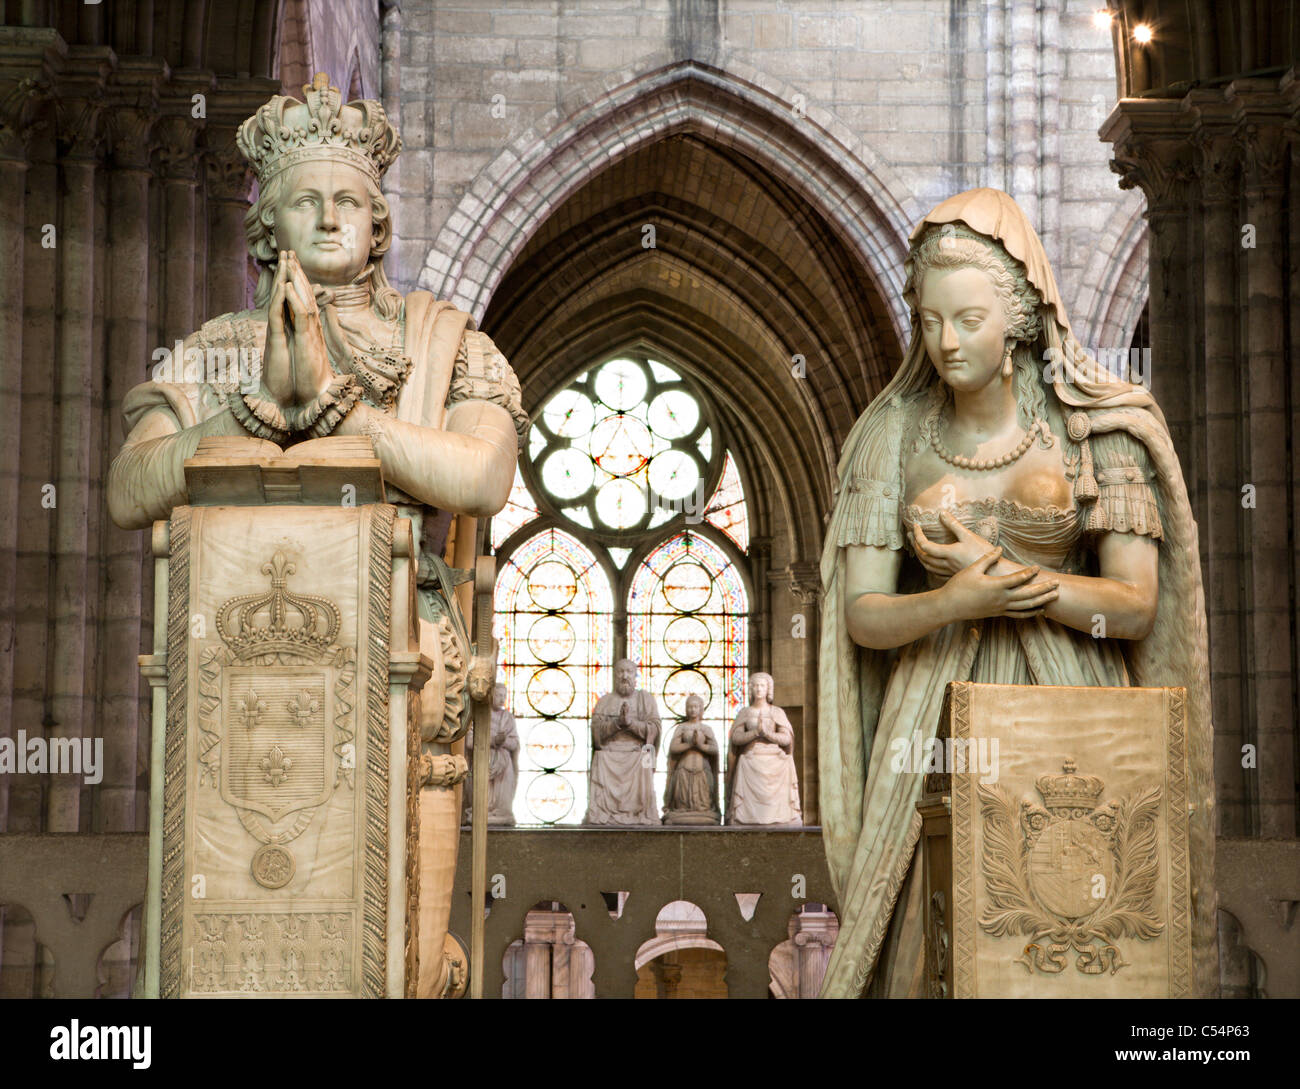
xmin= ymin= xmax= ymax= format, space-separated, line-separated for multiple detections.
xmin=106 ymin=104 xmax=157 ymax=170
xmin=51 ymin=48 xmax=114 ymax=162
xmin=0 ymin=76 xmax=49 ymax=162
xmin=1103 ymin=100 xmax=1195 ymax=218
xmin=786 ymin=561 xmax=822 ymax=606
xmin=55 ymin=93 xmax=107 ymax=161
xmin=1109 ymin=134 xmax=1195 ymax=216
xmin=1188 ymin=101 xmax=1240 ymax=205
xmin=202 ymin=131 xmax=253 ymax=202
xmin=1236 ymin=116 xmax=1289 ymax=194
xmin=156 ymin=115 xmax=201 ymax=180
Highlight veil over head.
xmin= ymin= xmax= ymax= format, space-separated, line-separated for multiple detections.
xmin=817 ymin=188 xmax=1217 ymax=997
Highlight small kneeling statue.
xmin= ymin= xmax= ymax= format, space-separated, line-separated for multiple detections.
xmin=663 ymin=694 xmax=721 ymax=825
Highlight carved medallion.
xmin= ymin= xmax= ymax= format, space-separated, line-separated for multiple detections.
xmin=978 ymin=758 xmax=1164 ymax=976
xmin=251 ymin=843 xmax=296 ymax=889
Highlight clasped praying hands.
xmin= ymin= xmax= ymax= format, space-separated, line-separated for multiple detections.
xmin=261 ymin=250 xmax=351 ymax=410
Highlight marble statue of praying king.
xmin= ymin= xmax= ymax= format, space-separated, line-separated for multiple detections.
xmin=725 ymin=673 xmax=802 ymax=826
xmin=583 ymin=659 xmax=661 ymax=825
xmin=107 ymin=74 xmax=528 ymax=997
xmin=662 ymin=693 xmax=720 ymax=825
xmin=465 ymin=683 xmax=519 ymax=826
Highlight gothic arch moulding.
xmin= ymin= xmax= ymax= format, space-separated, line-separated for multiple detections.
xmin=416 ymin=57 xmax=922 ymax=339
xmin=1073 ymin=193 xmax=1149 ymax=353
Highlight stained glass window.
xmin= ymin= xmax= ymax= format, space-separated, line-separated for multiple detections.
xmin=530 ymin=357 xmax=712 ymax=534
xmin=493 ymin=353 xmax=753 ymax=826
xmin=494 ymin=528 xmax=613 ymax=824
xmin=704 ymin=452 xmax=750 ymax=551
xmin=626 ymin=532 xmax=749 ymax=811
xmin=491 ymin=466 xmax=541 ymax=550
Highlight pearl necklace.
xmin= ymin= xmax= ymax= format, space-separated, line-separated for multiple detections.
xmin=928 ymin=404 xmax=1047 ymax=471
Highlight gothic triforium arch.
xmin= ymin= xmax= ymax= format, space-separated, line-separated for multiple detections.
xmin=1073 ymin=194 xmax=1149 ymax=353
xmin=416 ymin=58 xmax=920 ymax=341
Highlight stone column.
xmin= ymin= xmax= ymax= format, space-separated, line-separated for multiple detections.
xmin=791 ymin=906 xmax=839 ymax=998
xmin=98 ymin=95 xmax=157 ymax=833
xmin=787 ymin=561 xmax=820 ymax=825
xmin=202 ymin=132 xmax=253 ymax=317
xmin=46 ymin=79 xmax=106 ymax=833
xmin=156 ymin=113 xmax=201 ymax=342
xmin=521 ymin=909 xmax=555 ymax=999
xmin=1189 ymin=105 xmax=1251 ymax=835
xmin=0 ymin=76 xmax=42 ymax=831
xmin=10 ymin=114 xmax=58 ymax=834
xmin=1236 ymin=94 xmax=1295 ymax=838
xmin=1104 ymin=78 xmax=1300 ymax=850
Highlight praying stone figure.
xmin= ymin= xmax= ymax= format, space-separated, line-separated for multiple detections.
xmin=465 ymin=684 xmax=519 ymax=826
xmin=107 ymin=74 xmax=528 ymax=998
xmin=725 ymin=673 xmax=802 ymax=826
xmin=817 ymin=188 xmax=1215 ymax=998
xmin=662 ymin=694 xmax=721 ymax=825
xmin=583 ymin=659 xmax=661 ymax=825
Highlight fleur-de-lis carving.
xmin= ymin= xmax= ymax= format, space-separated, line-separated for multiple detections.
xmin=236 ymin=689 xmax=266 ymax=729
xmin=288 ymin=689 xmax=320 ymax=727
xmin=260 ymin=745 xmax=291 ymax=787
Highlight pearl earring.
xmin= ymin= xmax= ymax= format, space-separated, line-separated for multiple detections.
xmin=1002 ymin=346 xmax=1014 ymax=379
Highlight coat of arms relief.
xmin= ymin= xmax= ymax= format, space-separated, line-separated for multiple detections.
xmin=197 ymin=550 xmax=357 ymax=890
xmin=978 ymin=759 xmax=1165 ymax=976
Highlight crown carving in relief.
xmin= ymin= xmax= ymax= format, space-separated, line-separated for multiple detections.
xmin=235 ymin=72 xmax=401 ymax=187
xmin=1035 ymin=758 xmax=1105 ymax=815
xmin=215 ymin=551 xmax=341 ymax=661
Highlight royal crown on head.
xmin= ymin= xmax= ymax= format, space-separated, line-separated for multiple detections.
xmin=235 ymin=72 xmax=401 ymax=186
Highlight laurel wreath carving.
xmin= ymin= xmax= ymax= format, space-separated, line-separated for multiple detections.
xmin=977 ymin=781 xmax=1164 ymax=976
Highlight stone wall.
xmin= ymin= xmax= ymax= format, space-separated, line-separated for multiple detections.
xmin=385 ymin=0 xmax=1145 ymax=348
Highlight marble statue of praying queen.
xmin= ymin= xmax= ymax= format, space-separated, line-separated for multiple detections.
xmin=464 ymin=683 xmax=520 ymax=826
xmin=816 ymin=188 xmax=1216 ymax=998
xmin=583 ymin=659 xmax=661 ymax=825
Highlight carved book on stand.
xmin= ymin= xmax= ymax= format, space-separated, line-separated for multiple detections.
xmin=919 ymin=682 xmax=1193 ymax=998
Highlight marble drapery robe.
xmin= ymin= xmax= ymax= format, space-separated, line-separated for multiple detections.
xmin=663 ymin=724 xmax=721 ymax=824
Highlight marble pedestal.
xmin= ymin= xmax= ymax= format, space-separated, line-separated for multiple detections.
xmin=136 ymin=440 xmax=433 ymax=997
xmin=920 ymin=682 xmax=1197 ymax=998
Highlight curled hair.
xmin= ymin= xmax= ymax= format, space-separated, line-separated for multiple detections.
xmin=908 ymin=225 xmax=1052 ymax=441
xmin=243 ymin=167 xmax=404 ymax=321
xmin=907 ymin=225 xmax=1043 ymax=343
